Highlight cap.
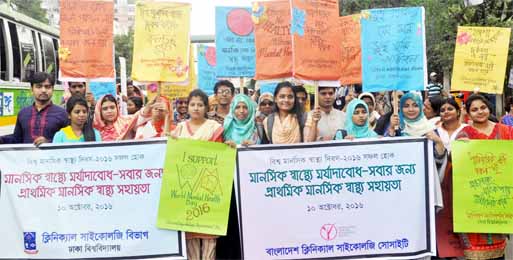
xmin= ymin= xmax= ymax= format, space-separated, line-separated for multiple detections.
xmin=430 ymin=72 xmax=437 ymax=77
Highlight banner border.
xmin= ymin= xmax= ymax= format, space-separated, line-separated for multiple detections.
xmin=236 ymin=138 xmax=432 ymax=260
xmin=0 ymin=138 xmax=186 ymax=260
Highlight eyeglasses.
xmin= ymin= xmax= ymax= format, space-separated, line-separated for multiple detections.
xmin=217 ymin=89 xmax=232 ymax=95
xmin=260 ymin=101 xmax=273 ymax=106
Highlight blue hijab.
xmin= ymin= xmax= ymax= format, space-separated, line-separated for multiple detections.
xmin=345 ymin=99 xmax=378 ymax=138
xmin=223 ymin=94 xmax=257 ymax=144
xmin=398 ymin=92 xmax=434 ymax=136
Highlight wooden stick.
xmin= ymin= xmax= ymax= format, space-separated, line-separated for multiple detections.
xmin=393 ymin=90 xmax=399 ymax=130
xmin=239 ymin=77 xmax=244 ymax=95
xmin=314 ymin=81 xmax=319 ymax=108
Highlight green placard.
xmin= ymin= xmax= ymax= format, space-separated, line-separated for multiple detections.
xmin=452 ymin=140 xmax=513 ymax=233
xmin=157 ymin=139 xmax=236 ymax=235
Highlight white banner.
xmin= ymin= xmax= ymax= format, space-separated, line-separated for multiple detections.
xmin=0 ymin=140 xmax=186 ymax=259
xmin=236 ymin=138 xmax=436 ymax=260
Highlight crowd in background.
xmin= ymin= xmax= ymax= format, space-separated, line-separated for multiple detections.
xmin=0 ymin=71 xmax=512 ymax=260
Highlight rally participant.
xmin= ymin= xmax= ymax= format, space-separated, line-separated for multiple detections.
xmin=208 ymin=80 xmax=235 ymax=124
xmin=304 ymin=86 xmax=345 ymax=142
xmin=455 ymin=94 xmax=512 ymax=260
xmin=0 ymin=72 xmax=68 ymax=145
xmin=434 ymin=97 xmax=467 ymax=259
xmin=135 ymin=96 xmax=173 ymax=139
xmin=173 ymin=97 xmax=190 ymax=124
xmin=424 ymin=95 xmax=443 ymax=126
xmin=334 ymin=99 xmax=377 ymax=140
xmin=374 ymin=91 xmax=404 ymax=136
xmin=53 ymin=96 xmax=101 ymax=143
xmin=223 ymin=94 xmax=259 ymax=146
xmin=500 ymin=96 xmax=513 ymax=126
xmin=294 ymin=84 xmax=310 ymax=112
xmin=93 ymin=94 xmax=139 ymax=141
xmin=358 ymin=92 xmax=380 ymax=129
xmin=127 ymin=96 xmax=143 ymax=115
xmin=170 ymin=89 xmax=224 ymax=260
xmin=261 ymin=82 xmax=306 ymax=144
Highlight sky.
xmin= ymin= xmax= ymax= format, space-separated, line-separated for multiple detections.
xmin=182 ymin=0 xmax=254 ymax=36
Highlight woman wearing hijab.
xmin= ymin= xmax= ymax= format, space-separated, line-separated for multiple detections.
xmin=223 ymin=94 xmax=259 ymax=145
xmin=358 ymin=92 xmax=380 ymax=129
xmin=135 ymin=96 xmax=173 ymax=140
xmin=335 ymin=99 xmax=377 ymax=140
xmin=93 ymin=94 xmax=139 ymax=141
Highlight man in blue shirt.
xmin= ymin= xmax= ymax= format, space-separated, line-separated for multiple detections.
xmin=0 ymin=72 xmax=68 ymax=146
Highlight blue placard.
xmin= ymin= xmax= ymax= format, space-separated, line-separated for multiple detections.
xmin=259 ymin=82 xmax=279 ymax=95
xmin=89 ymin=81 xmax=116 ymax=101
xmin=361 ymin=7 xmax=426 ymax=92
xmin=215 ymin=7 xmax=255 ymax=77
xmin=197 ymin=44 xmax=217 ymax=96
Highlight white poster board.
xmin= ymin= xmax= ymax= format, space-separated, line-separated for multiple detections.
xmin=236 ymin=138 xmax=436 ymax=260
xmin=0 ymin=140 xmax=186 ymax=259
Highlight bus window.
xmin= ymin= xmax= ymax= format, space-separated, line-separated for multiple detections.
xmin=16 ymin=25 xmax=36 ymax=82
xmin=8 ymin=22 xmax=20 ymax=81
xmin=0 ymin=19 xmax=7 ymax=80
xmin=41 ymin=35 xmax=56 ymax=80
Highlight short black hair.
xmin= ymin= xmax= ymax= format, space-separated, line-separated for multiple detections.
xmin=188 ymin=89 xmax=209 ymax=118
xmin=428 ymin=95 xmax=443 ymax=116
xmin=505 ymin=96 xmax=513 ymax=113
xmin=128 ymin=96 xmax=143 ymax=110
xmin=318 ymin=86 xmax=336 ymax=92
xmin=29 ymin=72 xmax=54 ymax=87
xmin=294 ymin=85 xmax=307 ymax=95
xmin=214 ymin=80 xmax=235 ymax=95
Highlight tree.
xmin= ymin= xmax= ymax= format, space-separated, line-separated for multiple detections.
xmin=9 ymin=0 xmax=49 ymax=24
xmin=114 ymin=29 xmax=134 ymax=80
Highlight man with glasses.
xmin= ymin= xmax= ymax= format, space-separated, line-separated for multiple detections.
xmin=304 ymin=86 xmax=346 ymax=142
xmin=173 ymin=97 xmax=190 ymax=124
xmin=208 ymin=80 xmax=235 ymax=124
xmin=0 ymin=72 xmax=68 ymax=145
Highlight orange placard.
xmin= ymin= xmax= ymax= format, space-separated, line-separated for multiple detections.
xmin=290 ymin=0 xmax=342 ymax=80
xmin=253 ymin=0 xmax=292 ymax=80
xmin=339 ymin=15 xmax=362 ymax=85
xmin=59 ymin=0 xmax=115 ymax=80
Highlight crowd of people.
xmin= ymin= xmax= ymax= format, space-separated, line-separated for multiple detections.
xmin=0 ymin=71 xmax=512 ymax=260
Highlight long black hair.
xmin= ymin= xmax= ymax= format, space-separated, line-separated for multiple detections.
xmin=427 ymin=95 xmax=443 ymax=117
xmin=66 ymin=96 xmax=96 ymax=141
xmin=273 ymin=81 xmax=302 ymax=115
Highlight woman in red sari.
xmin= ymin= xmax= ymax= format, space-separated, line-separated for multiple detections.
xmin=456 ymin=94 xmax=512 ymax=260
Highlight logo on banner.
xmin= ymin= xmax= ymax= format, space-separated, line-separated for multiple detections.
xmin=23 ymin=232 xmax=38 ymax=254
xmin=320 ymin=224 xmax=338 ymax=241
xmin=3 ymin=92 xmax=13 ymax=116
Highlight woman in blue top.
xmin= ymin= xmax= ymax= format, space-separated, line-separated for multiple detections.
xmin=53 ymin=96 xmax=101 ymax=143
xmin=335 ymin=99 xmax=378 ymax=140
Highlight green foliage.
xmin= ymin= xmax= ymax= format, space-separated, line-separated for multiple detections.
xmin=10 ymin=0 xmax=49 ymax=24
xmin=114 ymin=29 xmax=134 ymax=80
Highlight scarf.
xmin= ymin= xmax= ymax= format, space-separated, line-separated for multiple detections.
xmin=345 ymin=99 xmax=378 ymax=138
xmin=358 ymin=92 xmax=377 ymax=128
xmin=399 ymin=93 xmax=435 ymax=137
xmin=223 ymin=94 xmax=256 ymax=144
xmin=93 ymin=95 xmax=137 ymax=141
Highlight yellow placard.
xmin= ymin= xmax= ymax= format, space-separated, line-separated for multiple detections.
xmin=451 ymin=26 xmax=511 ymax=94
xmin=131 ymin=1 xmax=191 ymax=82
xmin=147 ymin=45 xmax=196 ymax=101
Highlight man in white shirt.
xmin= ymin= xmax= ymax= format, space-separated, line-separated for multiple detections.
xmin=304 ymin=86 xmax=346 ymax=142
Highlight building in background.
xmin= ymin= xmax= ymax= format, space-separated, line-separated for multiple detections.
xmin=41 ymin=0 xmax=59 ymax=28
xmin=114 ymin=0 xmax=135 ymax=35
